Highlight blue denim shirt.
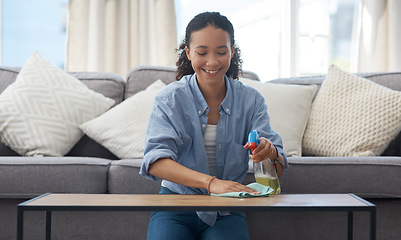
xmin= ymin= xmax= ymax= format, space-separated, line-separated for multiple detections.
xmin=140 ymin=73 xmax=288 ymax=225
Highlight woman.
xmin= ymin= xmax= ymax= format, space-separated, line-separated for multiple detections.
xmin=140 ymin=12 xmax=287 ymax=240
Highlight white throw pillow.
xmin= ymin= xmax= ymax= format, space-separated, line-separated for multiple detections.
xmin=0 ymin=51 xmax=115 ymax=156
xmin=303 ymin=65 xmax=401 ymax=156
xmin=79 ymin=80 xmax=166 ymax=159
xmin=240 ymin=78 xmax=317 ymax=157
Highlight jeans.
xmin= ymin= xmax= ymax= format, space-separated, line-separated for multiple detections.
xmin=146 ymin=187 xmax=250 ymax=240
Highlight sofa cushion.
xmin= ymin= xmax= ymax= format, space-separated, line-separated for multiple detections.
xmin=303 ymin=65 xmax=401 ymax=157
xmin=240 ymin=78 xmax=317 ymax=157
xmin=80 ymin=80 xmax=166 ymax=159
xmin=0 ymin=52 xmax=115 ymax=157
xmin=0 ymin=67 xmax=125 ymax=158
xmin=0 ymin=157 xmax=111 ymax=198
xmin=0 ymin=66 xmax=126 ymax=158
xmin=269 ymin=71 xmax=401 ymax=157
xmin=280 ymin=156 xmax=401 ymax=198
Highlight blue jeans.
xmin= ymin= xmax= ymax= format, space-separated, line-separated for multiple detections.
xmin=146 ymin=187 xmax=250 ymax=240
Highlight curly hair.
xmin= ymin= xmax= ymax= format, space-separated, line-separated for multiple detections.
xmin=176 ymin=12 xmax=243 ymax=80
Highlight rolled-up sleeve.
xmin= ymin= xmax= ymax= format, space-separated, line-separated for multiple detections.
xmin=139 ymin=94 xmax=181 ymax=181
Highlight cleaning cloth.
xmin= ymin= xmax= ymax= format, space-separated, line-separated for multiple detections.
xmin=211 ymin=182 xmax=274 ymax=198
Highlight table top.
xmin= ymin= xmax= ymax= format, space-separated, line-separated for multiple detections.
xmin=19 ymin=193 xmax=374 ymax=212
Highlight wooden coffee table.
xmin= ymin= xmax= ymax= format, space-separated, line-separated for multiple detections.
xmin=17 ymin=193 xmax=375 ymax=240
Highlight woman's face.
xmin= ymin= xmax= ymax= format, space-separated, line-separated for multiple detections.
xmin=185 ymin=26 xmax=235 ymax=85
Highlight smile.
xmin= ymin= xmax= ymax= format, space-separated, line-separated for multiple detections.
xmin=204 ymin=69 xmax=219 ymax=74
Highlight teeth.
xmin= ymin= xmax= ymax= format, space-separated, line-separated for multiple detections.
xmin=205 ymin=69 xmax=218 ymax=74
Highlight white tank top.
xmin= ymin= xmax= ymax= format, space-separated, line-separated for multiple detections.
xmin=204 ymin=124 xmax=217 ymax=177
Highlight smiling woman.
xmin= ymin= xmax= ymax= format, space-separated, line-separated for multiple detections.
xmin=140 ymin=11 xmax=287 ymax=240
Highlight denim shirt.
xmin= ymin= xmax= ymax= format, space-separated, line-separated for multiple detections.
xmin=140 ymin=73 xmax=288 ymax=225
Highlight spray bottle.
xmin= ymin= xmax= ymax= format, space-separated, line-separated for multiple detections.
xmin=246 ymin=130 xmax=281 ymax=194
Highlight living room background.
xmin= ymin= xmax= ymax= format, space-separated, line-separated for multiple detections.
xmin=0 ymin=0 xmax=399 ymax=81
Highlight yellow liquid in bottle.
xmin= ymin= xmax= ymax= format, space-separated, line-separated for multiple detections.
xmin=255 ymin=176 xmax=281 ymax=194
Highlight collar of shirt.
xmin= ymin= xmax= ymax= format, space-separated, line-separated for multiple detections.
xmin=189 ymin=73 xmax=233 ymax=118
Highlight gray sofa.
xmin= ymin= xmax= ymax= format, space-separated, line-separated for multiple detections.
xmin=0 ymin=65 xmax=400 ymax=240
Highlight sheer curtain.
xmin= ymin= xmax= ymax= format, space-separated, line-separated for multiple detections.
xmin=66 ymin=0 xmax=177 ymax=78
xmin=353 ymin=0 xmax=401 ymax=72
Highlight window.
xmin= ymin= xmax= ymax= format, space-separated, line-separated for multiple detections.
xmin=298 ymin=0 xmax=358 ymax=76
xmin=0 ymin=0 xmax=68 ymax=69
xmin=176 ymin=0 xmax=359 ymax=81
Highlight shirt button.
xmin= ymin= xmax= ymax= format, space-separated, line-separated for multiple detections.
xmin=198 ymin=110 xmax=202 ymax=114
xmin=202 ymin=124 xmax=206 ymax=128
xmin=226 ymin=108 xmax=229 ymax=112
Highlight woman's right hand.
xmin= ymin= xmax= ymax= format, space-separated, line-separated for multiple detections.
xmin=149 ymin=158 xmax=259 ymax=195
xmin=208 ymin=177 xmax=259 ymax=195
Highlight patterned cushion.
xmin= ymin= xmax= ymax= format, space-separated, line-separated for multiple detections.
xmin=0 ymin=51 xmax=115 ymax=156
xmin=80 ymin=80 xmax=166 ymax=159
xmin=303 ymin=65 xmax=401 ymax=156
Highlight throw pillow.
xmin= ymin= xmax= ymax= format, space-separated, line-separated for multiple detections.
xmin=240 ymin=78 xmax=317 ymax=157
xmin=79 ymin=80 xmax=166 ymax=159
xmin=0 ymin=51 xmax=115 ymax=156
xmin=303 ymin=64 xmax=401 ymax=156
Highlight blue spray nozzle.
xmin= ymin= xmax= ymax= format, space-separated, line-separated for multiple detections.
xmin=247 ymin=130 xmax=260 ymax=153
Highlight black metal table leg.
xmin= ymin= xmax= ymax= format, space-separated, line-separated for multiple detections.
xmin=348 ymin=211 xmax=353 ymax=240
xmin=17 ymin=206 xmax=23 ymax=240
xmin=370 ymin=206 xmax=376 ymax=240
xmin=46 ymin=211 xmax=52 ymax=240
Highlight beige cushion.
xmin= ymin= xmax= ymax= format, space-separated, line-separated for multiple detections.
xmin=80 ymin=80 xmax=166 ymax=159
xmin=303 ymin=65 xmax=401 ymax=156
xmin=240 ymin=78 xmax=317 ymax=157
xmin=0 ymin=51 xmax=115 ymax=156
